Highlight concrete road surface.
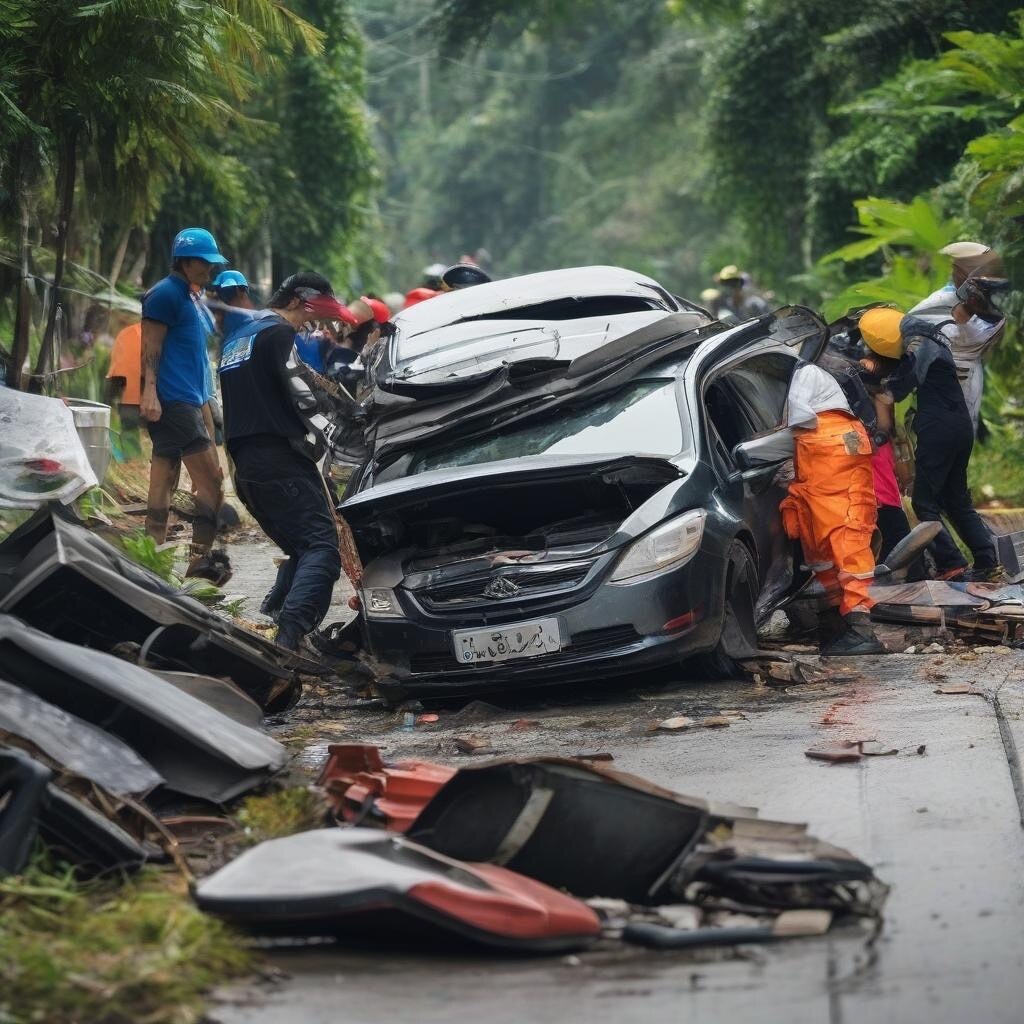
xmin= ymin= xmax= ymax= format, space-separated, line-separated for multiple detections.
xmin=210 ymin=540 xmax=1024 ymax=1024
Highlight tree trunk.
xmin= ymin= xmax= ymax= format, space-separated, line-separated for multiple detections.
xmin=108 ymin=223 xmax=132 ymax=289
xmin=30 ymin=128 xmax=78 ymax=393
xmin=9 ymin=190 xmax=32 ymax=390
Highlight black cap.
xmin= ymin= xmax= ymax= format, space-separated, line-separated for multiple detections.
xmin=271 ymin=271 xmax=335 ymax=305
xmin=441 ymin=263 xmax=492 ymax=289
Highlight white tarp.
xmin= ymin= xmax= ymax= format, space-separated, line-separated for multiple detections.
xmin=0 ymin=388 xmax=97 ymax=508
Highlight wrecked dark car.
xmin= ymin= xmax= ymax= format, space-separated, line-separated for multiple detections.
xmin=339 ymin=268 xmax=828 ymax=697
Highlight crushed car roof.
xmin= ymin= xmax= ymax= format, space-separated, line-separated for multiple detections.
xmin=391 ymin=265 xmax=682 ymax=338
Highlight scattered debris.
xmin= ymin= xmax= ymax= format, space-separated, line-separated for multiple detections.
xmin=575 ymin=752 xmax=615 ymax=762
xmin=417 ymin=713 xmax=440 ymax=725
xmin=405 ymin=756 xmax=885 ymax=917
xmin=316 ymin=744 xmax=454 ymax=831
xmin=0 ymin=615 xmax=287 ymax=802
xmin=194 ymin=828 xmax=603 ymax=952
xmin=623 ymin=909 xmax=833 ymax=950
xmin=860 ymin=741 xmax=899 ymax=757
xmin=655 ymin=715 xmax=695 ymax=732
xmin=655 ymin=711 xmax=745 ymax=732
xmin=0 ymin=510 xmax=308 ymax=712
xmin=805 ymin=741 xmax=863 ymax=764
xmin=935 ymin=683 xmax=984 ymax=696
xmin=454 ymin=736 xmax=494 ymax=755
xmin=805 ymin=738 xmax=904 ymax=763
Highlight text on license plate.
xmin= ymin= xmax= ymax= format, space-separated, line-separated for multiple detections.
xmin=452 ymin=618 xmax=562 ymax=665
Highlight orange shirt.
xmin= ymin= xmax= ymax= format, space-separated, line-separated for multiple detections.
xmin=107 ymin=322 xmax=143 ymax=405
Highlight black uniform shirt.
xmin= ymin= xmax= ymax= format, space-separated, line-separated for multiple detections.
xmin=219 ymin=318 xmax=307 ymax=456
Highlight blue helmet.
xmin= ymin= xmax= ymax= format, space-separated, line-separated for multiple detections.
xmin=213 ymin=270 xmax=249 ymax=292
xmin=171 ymin=227 xmax=228 ymax=265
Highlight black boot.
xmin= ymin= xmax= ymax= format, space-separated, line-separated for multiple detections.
xmin=820 ymin=610 xmax=885 ymax=657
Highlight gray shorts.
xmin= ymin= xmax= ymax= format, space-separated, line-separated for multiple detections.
xmin=145 ymin=401 xmax=211 ymax=460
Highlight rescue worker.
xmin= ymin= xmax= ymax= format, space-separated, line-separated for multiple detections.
xmin=780 ymin=361 xmax=883 ymax=656
xmin=861 ymin=307 xmax=1000 ymax=582
xmin=105 ymin=317 xmax=143 ymax=432
xmin=713 ymin=265 xmax=770 ymax=322
xmin=909 ymin=242 xmax=1008 ymax=429
xmin=140 ymin=227 xmax=230 ymax=584
xmin=218 ymin=272 xmax=357 ymax=652
xmin=209 ymin=270 xmax=257 ymax=338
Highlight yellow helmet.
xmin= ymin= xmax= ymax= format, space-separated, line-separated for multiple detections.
xmin=714 ymin=264 xmax=743 ymax=285
xmin=859 ymin=306 xmax=904 ymax=359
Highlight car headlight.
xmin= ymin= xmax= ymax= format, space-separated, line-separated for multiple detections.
xmin=608 ymin=509 xmax=707 ymax=584
xmin=363 ymin=588 xmax=403 ymax=618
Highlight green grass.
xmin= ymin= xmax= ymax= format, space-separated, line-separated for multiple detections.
xmin=235 ymin=787 xmax=327 ymax=845
xmin=0 ymin=859 xmax=252 ymax=1024
xmin=969 ymin=427 xmax=1024 ymax=505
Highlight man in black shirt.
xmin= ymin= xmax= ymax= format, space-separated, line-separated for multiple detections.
xmin=219 ymin=272 xmax=357 ymax=651
xmin=882 ymin=313 xmax=999 ymax=581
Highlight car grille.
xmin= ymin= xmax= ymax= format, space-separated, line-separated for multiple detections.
xmin=407 ymin=624 xmax=641 ymax=675
xmin=413 ymin=560 xmax=593 ymax=611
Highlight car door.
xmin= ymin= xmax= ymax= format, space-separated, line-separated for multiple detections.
xmin=699 ymin=346 xmax=799 ymax=617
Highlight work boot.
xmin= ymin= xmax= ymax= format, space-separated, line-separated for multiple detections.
xmin=820 ymin=610 xmax=885 ymax=658
xmin=962 ymin=564 xmax=1009 ymax=584
xmin=185 ymin=548 xmax=233 ymax=587
xmin=275 ymin=625 xmax=321 ymax=661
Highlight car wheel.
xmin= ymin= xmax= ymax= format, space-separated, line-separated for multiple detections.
xmin=702 ymin=540 xmax=759 ymax=678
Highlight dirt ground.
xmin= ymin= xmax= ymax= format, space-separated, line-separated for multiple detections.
xmin=207 ymin=537 xmax=1024 ymax=1024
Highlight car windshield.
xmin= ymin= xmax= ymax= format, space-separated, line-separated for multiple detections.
xmin=409 ymin=379 xmax=684 ymax=476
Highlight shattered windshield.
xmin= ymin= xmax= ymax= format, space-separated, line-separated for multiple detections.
xmin=409 ymin=379 xmax=684 ymax=475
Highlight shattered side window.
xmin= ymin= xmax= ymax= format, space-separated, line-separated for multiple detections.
xmin=410 ymin=380 xmax=685 ymax=475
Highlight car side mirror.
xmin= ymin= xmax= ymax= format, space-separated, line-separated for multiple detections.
xmin=730 ymin=427 xmax=795 ymax=476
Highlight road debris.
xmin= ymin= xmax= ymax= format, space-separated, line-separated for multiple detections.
xmin=454 ymin=736 xmax=494 ymax=755
xmin=194 ymin=828 xmax=603 ymax=952
xmin=0 ymin=615 xmax=287 ymax=802
xmin=316 ymin=744 xmax=454 ymax=831
xmin=0 ymin=510 xmax=309 ymax=712
xmin=935 ymin=683 xmax=984 ymax=696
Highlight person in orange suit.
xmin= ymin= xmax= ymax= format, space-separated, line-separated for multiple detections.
xmin=780 ymin=361 xmax=884 ymax=657
xmin=105 ymin=320 xmax=143 ymax=431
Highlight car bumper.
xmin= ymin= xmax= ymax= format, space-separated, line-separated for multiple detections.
xmin=363 ymin=548 xmax=727 ymax=699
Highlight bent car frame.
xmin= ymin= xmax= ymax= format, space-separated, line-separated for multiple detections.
xmin=339 ymin=267 xmax=826 ymax=698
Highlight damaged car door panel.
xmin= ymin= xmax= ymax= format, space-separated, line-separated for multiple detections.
xmin=339 ymin=299 xmax=829 ymax=697
xmin=0 ymin=510 xmax=308 ymax=711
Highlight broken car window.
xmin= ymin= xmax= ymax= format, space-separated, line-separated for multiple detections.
xmin=409 ymin=379 xmax=685 ymax=475
xmin=722 ymin=352 xmax=796 ymax=431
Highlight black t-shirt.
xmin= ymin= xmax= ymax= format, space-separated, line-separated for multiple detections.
xmin=219 ymin=319 xmax=306 ymax=453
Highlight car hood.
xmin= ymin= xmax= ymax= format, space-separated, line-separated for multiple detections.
xmin=342 ymin=453 xmax=682 ymax=523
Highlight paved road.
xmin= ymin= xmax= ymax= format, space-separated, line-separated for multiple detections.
xmin=211 ymin=541 xmax=1024 ymax=1023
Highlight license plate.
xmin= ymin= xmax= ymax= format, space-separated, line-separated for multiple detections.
xmin=452 ymin=618 xmax=562 ymax=665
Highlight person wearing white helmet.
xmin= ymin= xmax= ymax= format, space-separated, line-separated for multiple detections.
xmin=908 ymin=241 xmax=1009 ymax=429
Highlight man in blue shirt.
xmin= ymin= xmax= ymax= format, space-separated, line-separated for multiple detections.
xmin=140 ymin=227 xmax=232 ymax=584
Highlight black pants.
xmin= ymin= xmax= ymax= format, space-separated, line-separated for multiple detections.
xmin=233 ymin=438 xmax=342 ymax=642
xmin=911 ymin=415 xmax=996 ymax=572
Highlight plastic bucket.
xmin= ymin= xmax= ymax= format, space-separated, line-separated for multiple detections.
xmin=65 ymin=398 xmax=112 ymax=484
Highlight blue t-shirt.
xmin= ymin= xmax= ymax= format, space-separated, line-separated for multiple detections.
xmin=142 ymin=275 xmax=214 ymax=406
xmin=294 ymin=331 xmax=325 ymax=372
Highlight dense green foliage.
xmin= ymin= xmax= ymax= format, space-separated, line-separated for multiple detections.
xmin=360 ymin=0 xmax=1019 ymax=303
xmin=0 ymin=0 xmax=374 ymax=388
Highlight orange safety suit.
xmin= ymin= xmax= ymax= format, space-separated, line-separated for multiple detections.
xmin=780 ymin=410 xmax=876 ymax=616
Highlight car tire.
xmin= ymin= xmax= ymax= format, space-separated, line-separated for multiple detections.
xmin=701 ymin=540 xmax=759 ymax=678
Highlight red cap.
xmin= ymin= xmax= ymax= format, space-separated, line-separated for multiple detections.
xmin=303 ymin=294 xmax=359 ymax=326
xmin=360 ymin=296 xmax=392 ymax=323
xmin=403 ymin=287 xmax=440 ymax=309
